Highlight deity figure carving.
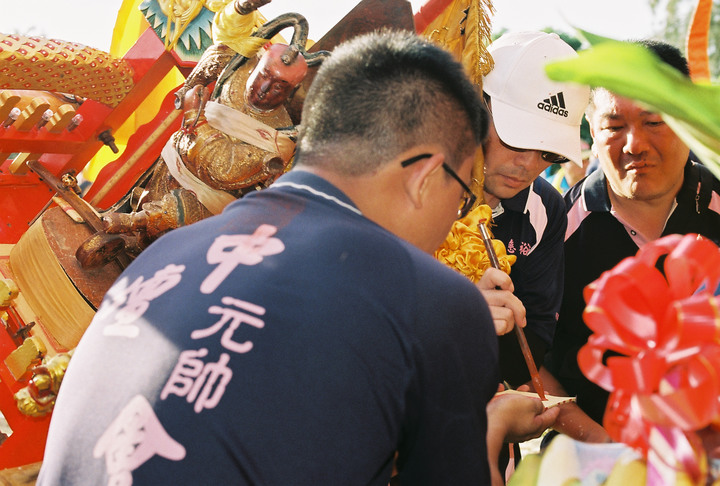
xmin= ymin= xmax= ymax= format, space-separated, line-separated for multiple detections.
xmin=76 ymin=7 xmax=328 ymax=268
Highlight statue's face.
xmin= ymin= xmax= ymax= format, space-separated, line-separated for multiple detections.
xmin=245 ymin=45 xmax=307 ymax=112
xmin=245 ymin=67 xmax=295 ymax=112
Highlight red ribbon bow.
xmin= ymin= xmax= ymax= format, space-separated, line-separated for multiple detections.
xmin=578 ymin=234 xmax=720 ymax=483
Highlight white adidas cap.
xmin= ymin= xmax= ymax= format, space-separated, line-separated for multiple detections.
xmin=483 ymin=31 xmax=590 ymax=167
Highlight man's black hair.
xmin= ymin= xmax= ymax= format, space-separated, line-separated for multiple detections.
xmin=635 ymin=39 xmax=690 ymax=77
xmin=295 ymin=29 xmax=488 ymax=175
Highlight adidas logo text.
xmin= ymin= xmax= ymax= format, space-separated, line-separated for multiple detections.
xmin=537 ymin=92 xmax=569 ymax=117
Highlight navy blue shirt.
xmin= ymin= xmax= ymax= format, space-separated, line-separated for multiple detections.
xmin=492 ymin=176 xmax=567 ymax=386
xmin=546 ymin=161 xmax=720 ymax=424
xmin=39 ymin=170 xmax=499 ymax=485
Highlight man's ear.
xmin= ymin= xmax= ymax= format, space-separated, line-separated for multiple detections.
xmin=403 ymin=153 xmax=445 ymax=210
xmin=586 ymin=119 xmax=599 ymax=157
xmin=586 ymin=114 xmax=595 ymax=139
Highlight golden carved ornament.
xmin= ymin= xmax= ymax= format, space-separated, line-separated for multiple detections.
xmin=157 ymin=0 xmax=207 ymax=50
xmin=14 ymin=350 xmax=74 ymax=417
xmin=0 ymin=34 xmax=135 ymax=108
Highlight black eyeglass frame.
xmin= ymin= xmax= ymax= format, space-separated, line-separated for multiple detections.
xmin=400 ymin=153 xmax=477 ymax=219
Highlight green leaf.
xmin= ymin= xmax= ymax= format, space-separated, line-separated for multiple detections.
xmin=545 ymin=41 xmax=720 ymax=180
xmin=574 ymin=28 xmax=616 ymax=47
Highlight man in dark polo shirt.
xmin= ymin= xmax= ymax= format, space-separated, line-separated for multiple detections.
xmin=544 ymin=40 xmax=720 ymax=442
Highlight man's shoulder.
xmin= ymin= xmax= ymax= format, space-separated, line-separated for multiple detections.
xmin=693 ymin=160 xmax=720 ymax=192
xmin=532 ymin=175 xmax=564 ymax=200
xmin=564 ymin=169 xmax=607 ymax=211
xmin=563 ymin=170 xmax=619 ymax=245
xmin=500 ymin=177 xmax=565 ymax=217
xmin=534 ymin=176 xmax=568 ymax=214
xmin=564 ymin=180 xmax=583 ymax=208
xmin=405 ymin=241 xmax=478 ymax=292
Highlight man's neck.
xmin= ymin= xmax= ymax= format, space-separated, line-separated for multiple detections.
xmin=607 ymin=189 xmax=677 ymax=242
xmin=484 ymin=192 xmax=501 ymax=210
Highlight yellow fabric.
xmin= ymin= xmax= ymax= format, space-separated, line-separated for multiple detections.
xmin=434 ymin=205 xmax=516 ymax=283
xmin=159 ymin=0 xmax=205 ymax=50
xmin=420 ymin=0 xmax=495 ymax=86
xmin=419 ymin=0 xmax=494 ymax=197
xmin=421 ymin=1 xmax=515 ymax=280
xmin=210 ymin=0 xmax=267 ymax=57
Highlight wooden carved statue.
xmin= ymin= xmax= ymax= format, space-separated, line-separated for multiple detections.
xmin=76 ymin=6 xmax=328 ymax=267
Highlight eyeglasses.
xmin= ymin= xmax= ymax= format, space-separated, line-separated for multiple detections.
xmin=497 ymin=137 xmax=570 ymax=164
xmin=400 ymin=153 xmax=477 ymax=219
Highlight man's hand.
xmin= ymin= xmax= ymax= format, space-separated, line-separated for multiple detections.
xmin=487 ymin=389 xmax=559 ymax=444
xmin=476 ymin=267 xmax=526 ymax=335
xmin=486 ymin=384 xmax=559 ymax=486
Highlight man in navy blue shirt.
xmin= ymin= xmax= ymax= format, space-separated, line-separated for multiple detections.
xmin=39 ymin=31 xmax=556 ymax=486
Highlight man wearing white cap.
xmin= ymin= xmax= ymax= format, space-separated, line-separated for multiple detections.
xmin=480 ymin=31 xmax=590 ymax=388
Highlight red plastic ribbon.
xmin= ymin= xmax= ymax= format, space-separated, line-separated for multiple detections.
xmin=578 ymin=234 xmax=720 ymax=483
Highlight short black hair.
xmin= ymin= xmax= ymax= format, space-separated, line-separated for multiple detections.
xmin=634 ymin=39 xmax=690 ymax=77
xmin=295 ymin=29 xmax=488 ymax=175
xmin=586 ymin=38 xmax=690 ymax=119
